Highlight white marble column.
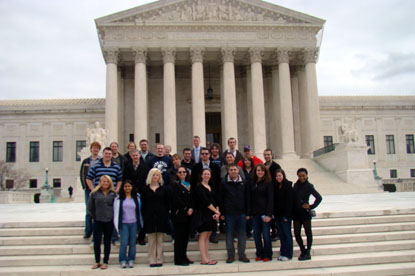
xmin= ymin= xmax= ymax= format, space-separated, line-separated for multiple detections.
xmin=162 ymin=48 xmax=177 ymax=154
xmin=190 ymin=47 xmax=206 ymax=147
xmin=298 ymin=48 xmax=322 ymax=158
xmin=104 ymin=48 xmax=119 ymax=144
xmin=305 ymin=48 xmax=323 ymax=150
xmin=246 ymin=66 xmax=254 ymax=147
xmin=271 ymin=66 xmax=282 ymax=157
xmin=290 ymin=67 xmax=302 ymax=156
xmin=221 ymin=47 xmax=238 ymax=144
xmin=249 ymin=47 xmax=267 ymax=158
xmin=133 ymin=48 xmax=148 ymax=143
xmin=297 ymin=65 xmax=310 ymax=158
xmin=276 ymin=49 xmax=298 ymax=159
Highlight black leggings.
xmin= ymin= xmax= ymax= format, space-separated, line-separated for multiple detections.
xmin=293 ymin=219 xmax=312 ymax=252
xmin=93 ymin=221 xmax=113 ymax=264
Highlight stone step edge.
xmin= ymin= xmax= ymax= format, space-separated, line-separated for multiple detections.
xmin=1 ymin=239 xmax=413 ymax=255
xmin=0 ymin=247 xmax=413 ymax=262
xmin=2 ymin=229 xmax=413 ymax=241
xmin=0 ymin=221 xmax=415 ymax=238
xmin=2 ymin=262 xmax=413 ymax=276
xmin=0 ymin=250 xmax=413 ymax=272
xmin=1 ymin=208 xmax=414 ymax=229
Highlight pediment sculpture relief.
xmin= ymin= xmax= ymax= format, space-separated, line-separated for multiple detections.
xmin=115 ymin=0 xmax=308 ymax=24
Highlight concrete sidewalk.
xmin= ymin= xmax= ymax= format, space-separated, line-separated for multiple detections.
xmin=0 ymin=192 xmax=413 ymax=223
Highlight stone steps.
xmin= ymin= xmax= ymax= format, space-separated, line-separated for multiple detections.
xmin=0 ymin=239 xmax=414 ymax=266
xmin=0 ymin=209 xmax=414 ymax=275
xmin=1 ymin=239 xmax=414 ymax=257
xmin=1 ymin=213 xmax=414 ymax=235
xmin=0 ymin=252 xmax=413 ymax=276
xmin=1 ymin=228 xmax=413 ymax=247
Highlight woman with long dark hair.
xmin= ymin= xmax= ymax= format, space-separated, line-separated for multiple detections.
xmin=113 ymin=180 xmax=143 ymax=268
xmin=193 ymin=168 xmax=220 ymax=265
xmin=249 ymin=164 xmax=274 ymax=262
xmin=171 ymin=166 xmax=194 ymax=266
xmin=293 ymin=168 xmax=322 ymax=261
xmin=273 ymin=169 xmax=293 ymax=261
xmin=87 ymin=175 xmax=116 ymax=270
xmin=242 ymin=157 xmax=254 ymax=183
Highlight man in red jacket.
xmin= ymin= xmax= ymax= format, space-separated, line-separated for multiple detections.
xmin=237 ymin=145 xmax=263 ymax=168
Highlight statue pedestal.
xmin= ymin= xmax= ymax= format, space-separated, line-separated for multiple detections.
xmin=39 ymin=186 xmax=53 ymax=203
xmin=334 ymin=143 xmax=378 ymax=189
xmin=314 ymin=142 xmax=381 ymax=192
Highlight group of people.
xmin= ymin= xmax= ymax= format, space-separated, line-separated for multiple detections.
xmin=80 ymin=136 xmax=322 ymax=269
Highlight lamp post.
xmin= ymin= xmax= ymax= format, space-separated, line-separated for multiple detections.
xmin=373 ymin=161 xmax=381 ymax=180
xmin=40 ymin=167 xmax=53 ymax=203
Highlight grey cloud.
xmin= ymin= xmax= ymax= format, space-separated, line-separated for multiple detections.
xmin=353 ymin=52 xmax=415 ymax=80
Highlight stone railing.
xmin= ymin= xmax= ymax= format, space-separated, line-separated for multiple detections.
xmin=313 ymin=143 xmax=339 ymax=158
xmin=0 ymin=191 xmax=36 ymax=204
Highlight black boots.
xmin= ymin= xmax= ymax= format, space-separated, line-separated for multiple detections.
xmin=298 ymin=249 xmax=311 ymax=261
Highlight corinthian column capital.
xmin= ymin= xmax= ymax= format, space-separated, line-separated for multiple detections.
xmin=132 ymin=47 xmax=147 ymax=64
xmin=276 ymin=48 xmax=290 ymax=64
xmin=103 ymin=48 xmax=119 ymax=64
xmin=303 ymin=48 xmax=320 ymax=64
xmin=190 ymin=47 xmax=205 ymax=64
xmin=161 ymin=47 xmax=176 ymax=64
xmin=221 ymin=47 xmax=236 ymax=63
xmin=249 ymin=47 xmax=264 ymax=64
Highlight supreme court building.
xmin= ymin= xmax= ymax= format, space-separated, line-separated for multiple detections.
xmin=1 ymin=0 xmax=414 ymax=197
xmin=96 ymin=0 xmax=325 ymax=158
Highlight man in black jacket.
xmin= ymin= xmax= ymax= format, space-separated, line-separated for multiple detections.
xmin=263 ymin=149 xmax=281 ymax=181
xmin=123 ymin=150 xmax=149 ymax=194
xmin=219 ymin=164 xmax=250 ymax=263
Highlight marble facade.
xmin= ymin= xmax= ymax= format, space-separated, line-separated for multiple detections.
xmin=95 ymin=0 xmax=325 ymax=158
xmin=0 ymin=1 xmax=414 ymax=195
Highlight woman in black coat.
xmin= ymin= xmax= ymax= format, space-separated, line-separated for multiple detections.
xmin=141 ymin=168 xmax=170 ymax=267
xmin=249 ymin=164 xmax=274 ymax=262
xmin=171 ymin=166 xmax=194 ymax=266
xmin=273 ymin=169 xmax=293 ymax=261
xmin=292 ymin=168 xmax=322 ymax=261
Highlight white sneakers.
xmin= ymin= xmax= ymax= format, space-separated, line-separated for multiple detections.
xmin=278 ymin=256 xmax=290 ymax=261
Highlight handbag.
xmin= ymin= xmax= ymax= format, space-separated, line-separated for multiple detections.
xmin=309 ymin=209 xmax=316 ymax=217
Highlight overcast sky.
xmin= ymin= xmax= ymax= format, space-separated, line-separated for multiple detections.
xmin=0 ymin=0 xmax=414 ymax=100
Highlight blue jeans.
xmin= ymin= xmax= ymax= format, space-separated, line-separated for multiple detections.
xmin=119 ymin=223 xmax=138 ymax=263
xmin=84 ymin=189 xmax=92 ymax=236
xmin=275 ymin=217 xmax=293 ymax=259
xmin=225 ymin=214 xmax=247 ymax=258
xmin=252 ymin=215 xmax=272 ymax=259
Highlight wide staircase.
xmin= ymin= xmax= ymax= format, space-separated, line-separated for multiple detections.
xmin=0 ymin=208 xmax=414 ymax=275
xmin=277 ymin=159 xmax=381 ymax=195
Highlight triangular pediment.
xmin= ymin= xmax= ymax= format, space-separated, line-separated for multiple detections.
xmin=96 ymin=0 xmax=325 ymax=26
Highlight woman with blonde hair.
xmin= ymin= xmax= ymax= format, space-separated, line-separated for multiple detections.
xmin=141 ymin=168 xmax=170 ymax=267
xmin=87 ymin=175 xmax=116 ymax=270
